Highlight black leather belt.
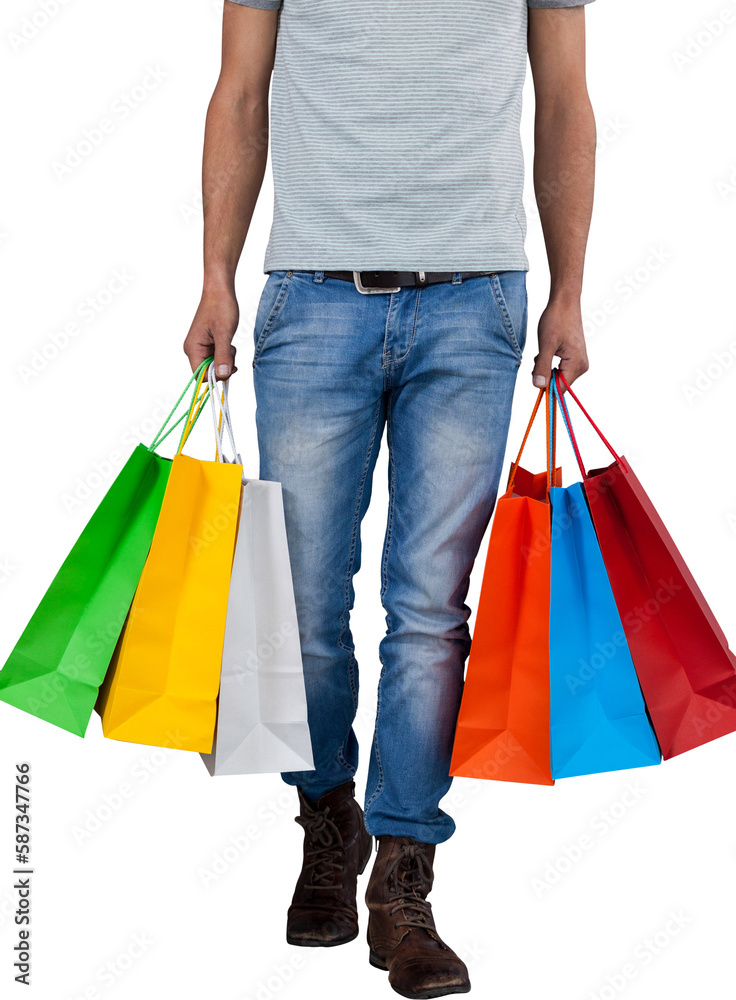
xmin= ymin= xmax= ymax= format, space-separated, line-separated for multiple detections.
xmin=295 ymin=270 xmax=496 ymax=294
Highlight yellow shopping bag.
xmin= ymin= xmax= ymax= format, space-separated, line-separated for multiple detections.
xmin=96 ymin=365 xmax=243 ymax=752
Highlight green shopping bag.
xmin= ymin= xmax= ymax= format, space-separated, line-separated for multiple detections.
xmin=0 ymin=358 xmax=214 ymax=736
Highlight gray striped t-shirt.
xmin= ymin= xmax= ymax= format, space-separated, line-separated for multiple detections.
xmin=228 ymin=0 xmax=595 ymax=273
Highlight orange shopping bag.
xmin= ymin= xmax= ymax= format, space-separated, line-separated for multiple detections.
xmin=449 ymin=388 xmax=560 ymax=785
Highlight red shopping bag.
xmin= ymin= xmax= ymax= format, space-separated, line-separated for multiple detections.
xmin=449 ymin=389 xmax=560 ymax=785
xmin=554 ymin=371 xmax=736 ymax=759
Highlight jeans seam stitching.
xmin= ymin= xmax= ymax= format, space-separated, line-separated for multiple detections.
xmin=336 ymin=745 xmax=356 ymax=775
xmin=253 ymin=272 xmax=294 ymax=364
xmin=382 ymin=294 xmax=396 ymax=369
xmin=364 ymin=661 xmax=386 ymax=812
xmin=489 ymin=274 xmax=523 ymax=363
xmin=366 ymin=394 xmax=395 ymax=816
xmin=346 ymin=655 xmax=358 ymax=715
xmin=393 ymin=289 xmax=421 ymax=363
xmin=336 ymin=395 xmax=383 ymax=711
xmin=380 ymin=391 xmax=396 ymax=620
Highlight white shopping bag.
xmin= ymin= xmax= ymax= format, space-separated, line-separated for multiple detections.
xmin=200 ymin=365 xmax=315 ymax=775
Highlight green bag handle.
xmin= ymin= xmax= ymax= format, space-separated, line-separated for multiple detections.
xmin=175 ymin=362 xmax=212 ymax=455
xmin=147 ymin=356 xmax=214 ymax=454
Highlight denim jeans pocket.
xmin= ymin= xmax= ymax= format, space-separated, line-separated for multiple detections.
xmin=253 ymin=270 xmax=294 ymax=364
xmin=488 ymin=272 xmax=527 ymax=364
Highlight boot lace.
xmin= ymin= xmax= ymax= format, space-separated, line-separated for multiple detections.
xmin=386 ymin=841 xmax=435 ymax=931
xmin=295 ymin=802 xmax=345 ymax=890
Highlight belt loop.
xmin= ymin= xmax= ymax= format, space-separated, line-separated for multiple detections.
xmin=312 ymin=271 xmax=325 ymax=283
xmin=451 ymin=272 xmax=463 ymax=285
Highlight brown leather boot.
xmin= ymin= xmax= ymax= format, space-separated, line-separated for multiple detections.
xmin=365 ymin=835 xmax=471 ymax=999
xmin=287 ymin=779 xmax=373 ymax=947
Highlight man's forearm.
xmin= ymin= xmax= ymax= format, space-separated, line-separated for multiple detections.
xmin=201 ymin=86 xmax=270 ymax=292
xmin=533 ymin=96 xmax=596 ymax=302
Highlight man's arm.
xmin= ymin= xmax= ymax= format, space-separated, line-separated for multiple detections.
xmin=527 ymin=6 xmax=596 ymax=389
xmin=183 ymin=2 xmax=279 ymax=379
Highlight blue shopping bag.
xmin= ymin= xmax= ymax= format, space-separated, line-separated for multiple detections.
xmin=547 ymin=378 xmax=662 ymax=778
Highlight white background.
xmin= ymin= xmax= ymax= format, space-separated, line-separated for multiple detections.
xmin=1 ymin=1 xmax=735 ymax=998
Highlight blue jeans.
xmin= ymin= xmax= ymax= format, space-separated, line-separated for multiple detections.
xmin=252 ymin=270 xmax=527 ymax=844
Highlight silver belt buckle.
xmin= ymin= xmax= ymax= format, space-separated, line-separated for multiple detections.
xmin=353 ymin=271 xmax=402 ymax=295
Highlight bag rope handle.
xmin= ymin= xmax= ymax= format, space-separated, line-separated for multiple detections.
xmin=550 ymin=372 xmax=587 ymax=480
xmin=507 ymin=385 xmax=555 ymax=496
xmin=148 ymin=357 xmax=213 ymax=453
xmin=507 ymin=387 xmax=544 ymax=492
xmin=176 ymin=362 xmax=211 ymax=456
xmin=546 ymin=380 xmax=558 ymax=492
xmin=207 ymin=362 xmax=242 ymax=465
xmin=554 ymin=369 xmax=621 ymax=465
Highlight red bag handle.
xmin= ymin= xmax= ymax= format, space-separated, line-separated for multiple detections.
xmin=552 ymin=371 xmax=621 ymax=474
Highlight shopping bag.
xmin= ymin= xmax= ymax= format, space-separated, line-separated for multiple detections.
xmin=96 ymin=363 xmax=244 ymax=753
xmin=553 ymin=370 xmax=736 ymax=759
xmin=200 ymin=373 xmax=314 ymax=774
xmin=548 ymin=481 xmax=662 ymax=776
xmin=547 ymin=377 xmax=661 ymax=777
xmin=449 ymin=388 xmax=559 ymax=785
xmin=0 ymin=359 xmax=213 ymax=736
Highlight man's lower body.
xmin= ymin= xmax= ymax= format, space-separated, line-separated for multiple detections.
xmin=252 ymin=269 xmax=527 ymax=996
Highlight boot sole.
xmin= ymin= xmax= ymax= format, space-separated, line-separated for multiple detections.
xmin=388 ymin=986 xmax=471 ymax=1000
xmin=287 ymin=928 xmax=359 ymax=947
xmin=286 ymin=835 xmax=374 ymax=949
xmin=367 ymin=957 xmax=471 ymax=1000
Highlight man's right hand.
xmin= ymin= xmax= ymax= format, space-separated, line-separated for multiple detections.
xmin=183 ymin=285 xmax=240 ymax=380
xmin=184 ymin=3 xmax=278 ymax=381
